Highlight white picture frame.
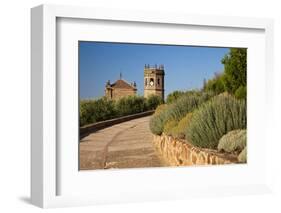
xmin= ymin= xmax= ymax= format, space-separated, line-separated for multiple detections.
xmin=31 ymin=4 xmax=274 ymax=208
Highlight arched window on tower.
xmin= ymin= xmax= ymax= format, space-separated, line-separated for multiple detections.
xmin=157 ymin=78 xmax=160 ymax=86
xmin=145 ymin=78 xmax=147 ymax=86
xmin=149 ymin=78 xmax=154 ymax=86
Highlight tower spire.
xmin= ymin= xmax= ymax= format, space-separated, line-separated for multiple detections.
xmin=119 ymin=72 xmax=122 ymax=80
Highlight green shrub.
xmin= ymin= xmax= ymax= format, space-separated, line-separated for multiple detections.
xmin=154 ymin=104 xmax=167 ymax=114
xmin=115 ymin=95 xmax=146 ymax=116
xmin=149 ymin=91 xmax=214 ymax=135
xmin=186 ymin=94 xmax=246 ymax=149
xmin=218 ymin=129 xmax=246 ymax=153
xmin=149 ymin=104 xmax=169 ymax=135
xmin=234 ymin=86 xmax=247 ymax=99
xmin=170 ymin=112 xmax=193 ymax=139
xmin=165 ymin=95 xmax=198 ymax=122
xmin=163 ymin=119 xmax=178 ymax=136
xmin=80 ymin=98 xmax=116 ymax=126
xmin=80 ymin=100 xmax=92 ymax=126
xmin=145 ymin=95 xmax=164 ymax=110
xmin=166 ymin=91 xmax=214 ymax=122
xmin=238 ymin=147 xmax=247 ymax=163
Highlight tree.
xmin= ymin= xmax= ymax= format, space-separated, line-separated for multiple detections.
xmin=221 ymin=48 xmax=247 ymax=94
xmin=204 ymin=72 xmax=225 ymax=94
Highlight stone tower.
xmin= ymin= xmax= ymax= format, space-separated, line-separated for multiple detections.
xmin=144 ymin=64 xmax=165 ymax=100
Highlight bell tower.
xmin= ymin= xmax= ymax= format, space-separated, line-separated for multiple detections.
xmin=144 ymin=64 xmax=165 ymax=100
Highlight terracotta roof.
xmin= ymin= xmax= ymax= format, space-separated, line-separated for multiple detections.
xmin=110 ymin=79 xmax=135 ymax=89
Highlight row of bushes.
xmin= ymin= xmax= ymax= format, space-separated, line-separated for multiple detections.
xmin=80 ymin=95 xmax=163 ymax=126
xmin=149 ymin=91 xmax=215 ymax=135
xmin=166 ymin=90 xmax=209 ymax=104
xmin=150 ymin=93 xmax=247 ymax=162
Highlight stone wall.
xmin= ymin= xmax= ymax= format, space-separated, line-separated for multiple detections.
xmin=105 ymin=88 xmax=137 ymax=100
xmin=111 ymin=88 xmax=136 ymax=100
xmin=153 ymin=134 xmax=238 ymax=166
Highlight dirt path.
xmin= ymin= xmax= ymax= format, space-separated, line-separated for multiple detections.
xmin=79 ymin=116 xmax=165 ymax=170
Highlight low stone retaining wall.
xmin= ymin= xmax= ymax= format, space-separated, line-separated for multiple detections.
xmin=153 ymin=134 xmax=238 ymax=166
xmin=80 ymin=110 xmax=155 ymax=139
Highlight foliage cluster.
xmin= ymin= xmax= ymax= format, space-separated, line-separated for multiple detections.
xmin=149 ymin=104 xmax=169 ymax=135
xmin=203 ymin=48 xmax=247 ymax=99
xmin=115 ymin=95 xmax=146 ymax=116
xmin=217 ymin=129 xmax=247 ymax=153
xmin=80 ymin=94 xmax=163 ymax=126
xmin=80 ymin=98 xmax=116 ymax=126
xmin=145 ymin=95 xmax=164 ymax=110
xmin=166 ymin=90 xmax=185 ymax=104
xmin=203 ymin=73 xmax=225 ymax=94
xmin=149 ymin=91 xmax=214 ymax=135
xmin=163 ymin=112 xmax=193 ymax=139
xmin=185 ymin=95 xmax=246 ymax=149
xmin=218 ymin=129 xmax=247 ymax=163
xmin=234 ymin=86 xmax=247 ymax=99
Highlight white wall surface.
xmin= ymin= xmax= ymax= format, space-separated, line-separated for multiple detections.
xmin=0 ymin=0 xmax=280 ymax=212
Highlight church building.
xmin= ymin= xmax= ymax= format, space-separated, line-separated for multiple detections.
xmin=104 ymin=74 xmax=137 ymax=100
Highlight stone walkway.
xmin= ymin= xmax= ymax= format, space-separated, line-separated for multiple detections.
xmin=79 ymin=116 xmax=165 ymax=170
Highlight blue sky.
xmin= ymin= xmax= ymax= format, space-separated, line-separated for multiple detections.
xmin=79 ymin=41 xmax=229 ymax=99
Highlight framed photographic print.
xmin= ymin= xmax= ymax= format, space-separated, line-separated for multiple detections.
xmin=31 ymin=4 xmax=274 ymax=208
